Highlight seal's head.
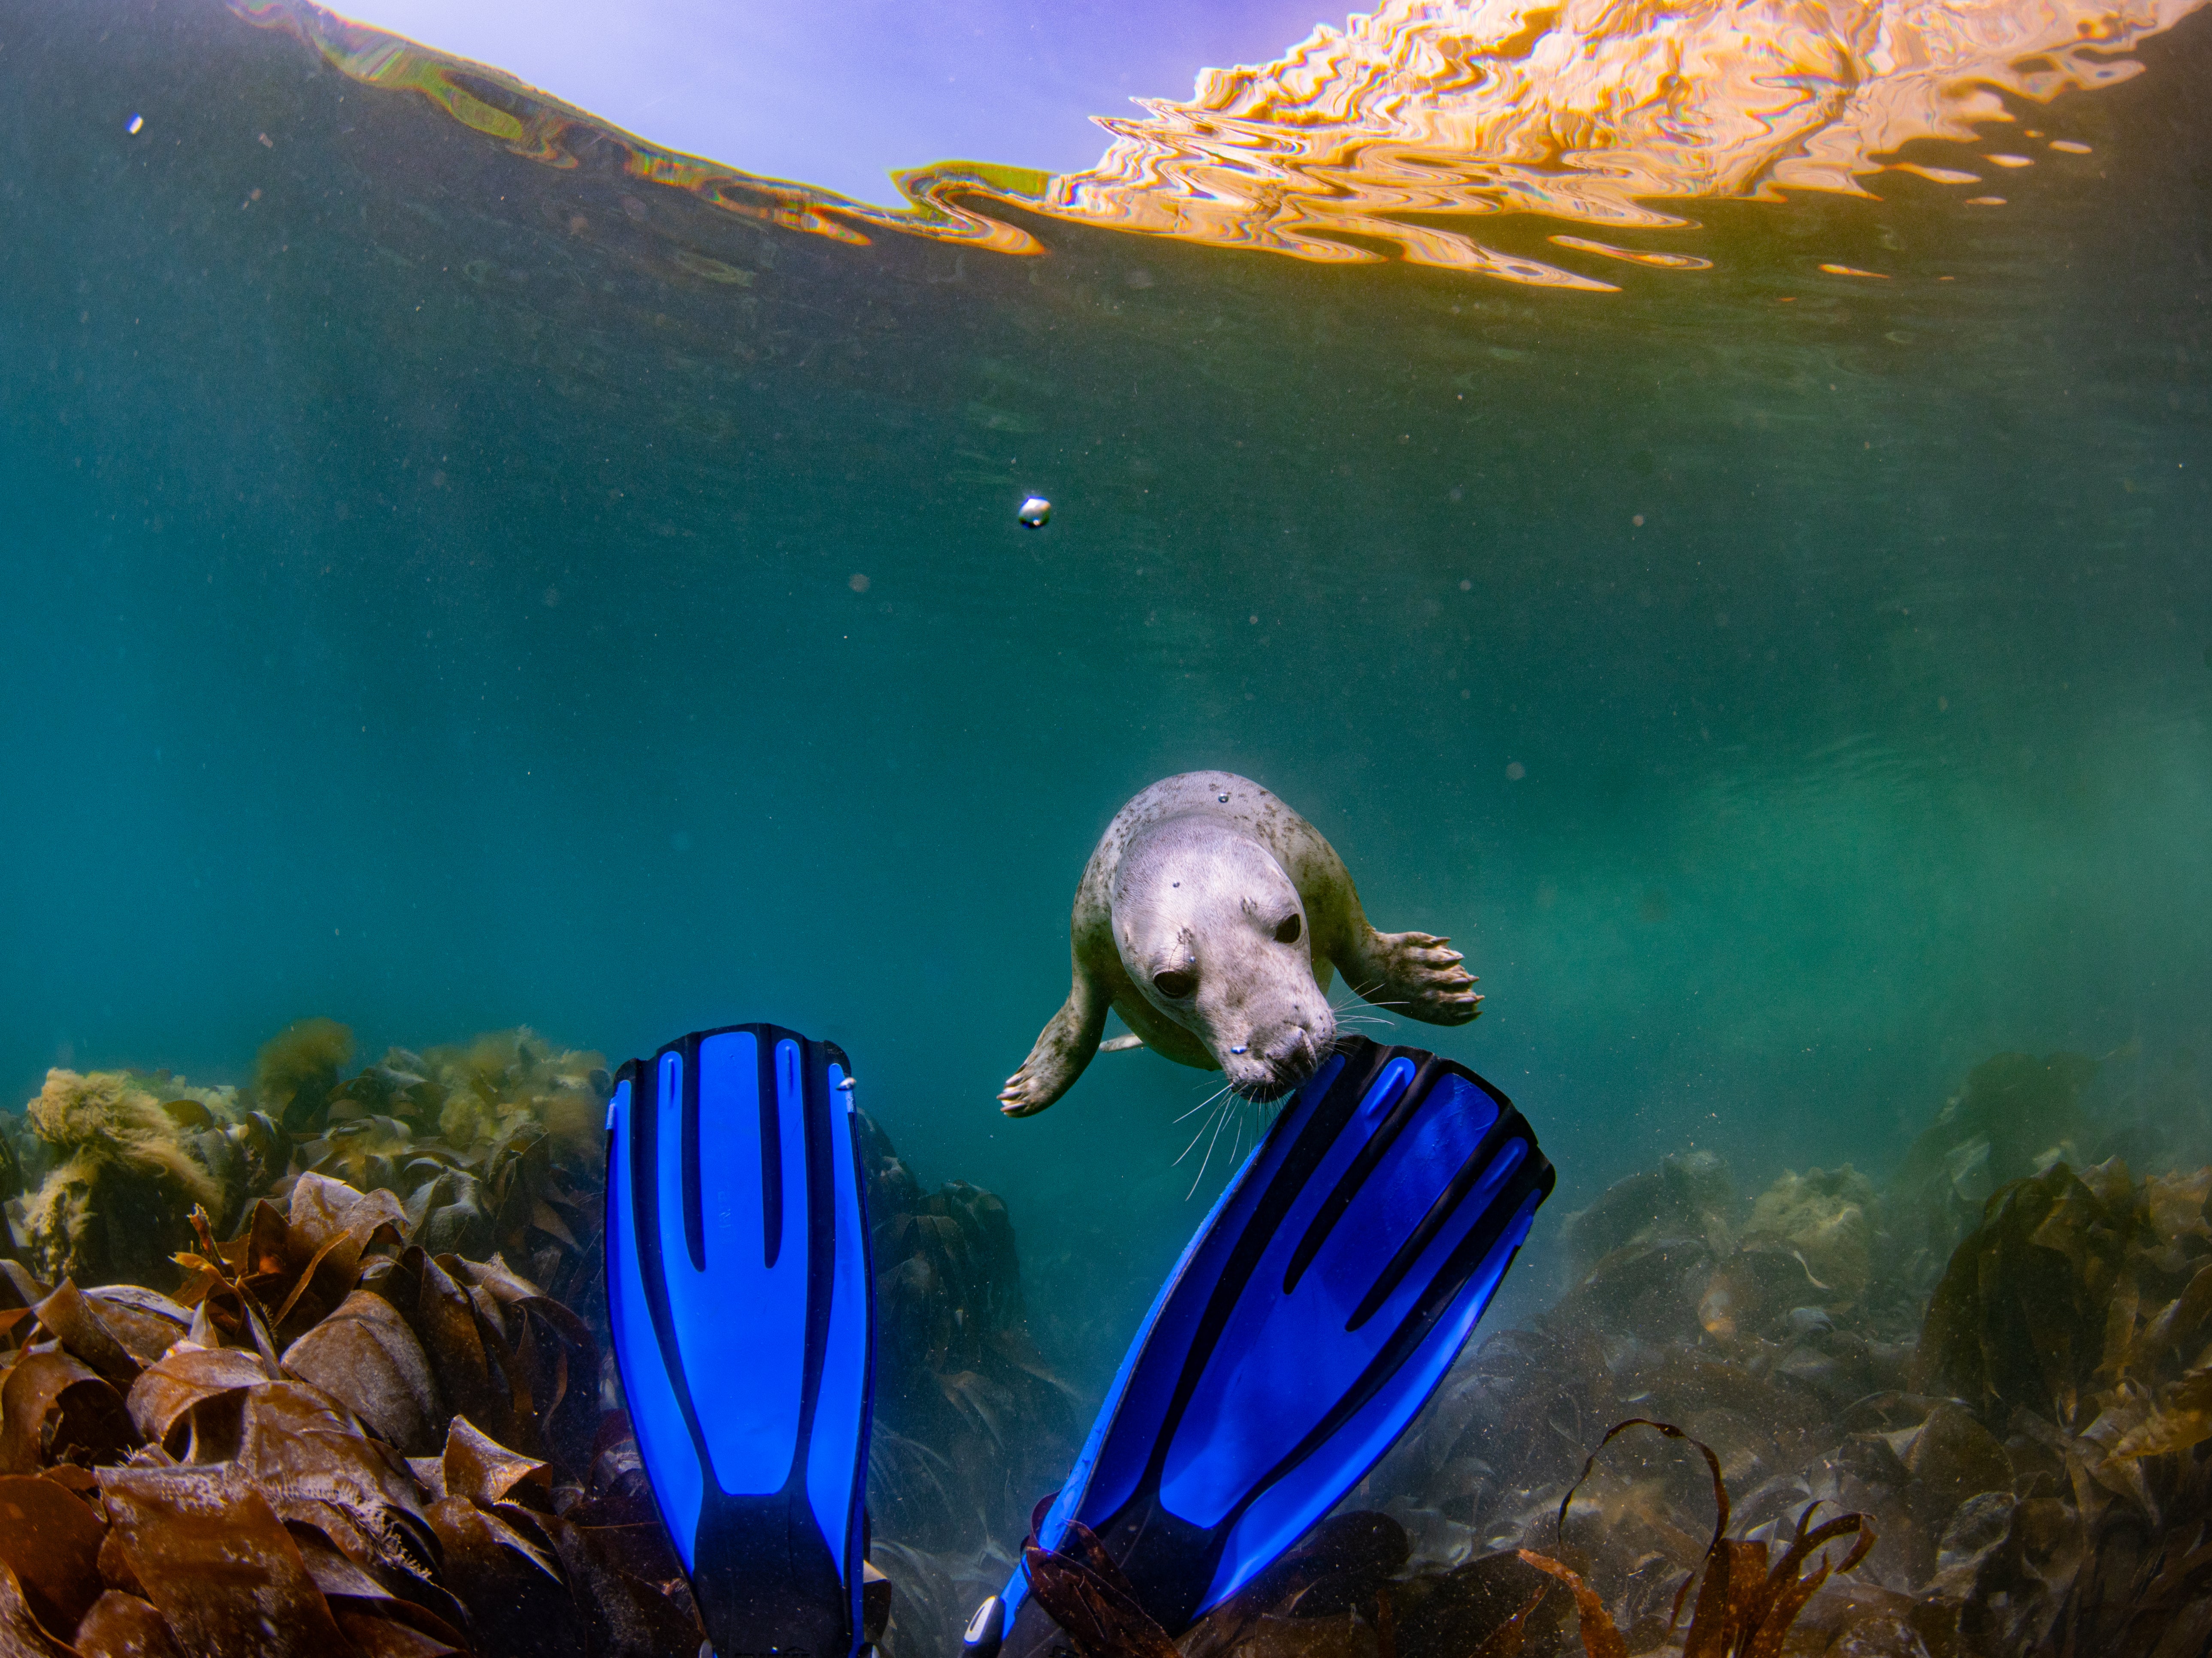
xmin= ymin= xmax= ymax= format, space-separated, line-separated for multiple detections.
xmin=1112 ymin=822 xmax=1336 ymax=1099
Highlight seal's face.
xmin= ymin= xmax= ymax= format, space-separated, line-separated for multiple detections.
xmin=1113 ymin=831 xmax=1337 ymax=1099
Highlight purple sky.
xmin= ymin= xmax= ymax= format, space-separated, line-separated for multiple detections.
xmin=332 ymin=0 xmax=1334 ymax=204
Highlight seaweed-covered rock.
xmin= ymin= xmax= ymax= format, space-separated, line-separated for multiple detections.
xmin=1744 ymin=1163 xmax=1876 ymax=1302
xmin=1561 ymin=1149 xmax=1736 ymax=1281
xmin=254 ymin=1016 xmax=357 ymax=1136
xmin=325 ymin=1030 xmax=608 ymax=1166
xmin=6 ymin=1069 xmax=274 ymax=1289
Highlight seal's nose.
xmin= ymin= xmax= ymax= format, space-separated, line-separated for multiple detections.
xmin=1264 ymin=1026 xmax=1321 ymax=1078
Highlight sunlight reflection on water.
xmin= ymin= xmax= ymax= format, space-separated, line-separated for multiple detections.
xmin=245 ymin=0 xmax=2205 ymax=287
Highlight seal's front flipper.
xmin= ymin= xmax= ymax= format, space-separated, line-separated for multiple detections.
xmin=605 ymin=1025 xmax=875 ymax=1658
xmin=1098 ymin=1034 xmax=1145 ymax=1053
xmin=972 ymin=1038 xmax=1552 ymax=1658
xmin=999 ymin=979 xmax=1108 ymax=1117
xmin=1343 ymin=927 xmax=1482 ymax=1025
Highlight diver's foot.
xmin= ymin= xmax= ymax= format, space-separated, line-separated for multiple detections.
xmin=1355 ymin=930 xmax=1482 ymax=1025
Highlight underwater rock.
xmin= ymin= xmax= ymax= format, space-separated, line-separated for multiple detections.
xmin=8 ymin=1069 xmax=266 ymax=1290
xmin=1561 ymin=1149 xmax=1735 ymax=1281
xmin=1743 ymin=1163 xmax=1876 ymax=1302
xmin=1551 ymin=1160 xmax=1779 ymax=1350
xmin=1696 ymin=1243 xmax=1840 ymax=1344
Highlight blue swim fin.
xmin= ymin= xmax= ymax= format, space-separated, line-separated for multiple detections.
xmin=605 ymin=1024 xmax=875 ymax=1658
xmin=965 ymin=1037 xmax=1552 ymax=1658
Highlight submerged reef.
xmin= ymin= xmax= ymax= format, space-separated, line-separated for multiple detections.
xmin=1324 ymin=1056 xmax=2212 ymax=1658
xmin=3 ymin=1035 xmax=2207 ymax=1657
xmin=0 ymin=1026 xmax=610 ymax=1306
xmin=0 ymin=1018 xmax=1067 ymax=1658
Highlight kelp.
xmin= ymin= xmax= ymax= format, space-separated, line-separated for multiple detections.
xmin=1516 ymin=1418 xmax=1873 ymax=1658
xmin=1344 ymin=1127 xmax=2212 ymax=1657
xmin=0 ymin=1021 xmax=605 ymax=1301
xmin=1008 ymin=1422 xmax=1870 ymax=1658
xmin=1915 ymin=1158 xmax=2161 ymax=1426
xmin=0 ymin=1169 xmax=702 ymax=1657
xmin=1889 ymin=1052 xmax=2100 ymax=1288
xmin=163 ymin=1175 xmax=600 ymax=1469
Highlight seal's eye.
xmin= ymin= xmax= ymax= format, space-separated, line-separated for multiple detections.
xmin=1153 ymin=969 xmax=1196 ymax=1000
xmin=1274 ymin=914 xmax=1302 ymax=944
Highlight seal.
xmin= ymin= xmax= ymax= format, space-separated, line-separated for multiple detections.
xmin=998 ymin=771 xmax=1481 ymax=1116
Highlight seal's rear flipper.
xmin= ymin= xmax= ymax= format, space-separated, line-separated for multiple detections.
xmin=967 ymin=1036 xmax=1552 ymax=1658
xmin=605 ymin=1025 xmax=875 ymax=1658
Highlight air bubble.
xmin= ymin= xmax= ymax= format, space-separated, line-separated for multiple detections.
xmin=1017 ymin=496 xmax=1051 ymax=528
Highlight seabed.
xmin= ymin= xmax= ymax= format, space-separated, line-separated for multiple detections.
xmin=2 ymin=1024 xmax=2207 ymax=1657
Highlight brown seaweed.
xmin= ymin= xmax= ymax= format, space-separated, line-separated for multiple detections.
xmin=1023 ymin=1519 xmax=1183 ymax=1658
xmin=1515 ymin=1417 xmax=1874 ymax=1658
xmin=0 ymin=1166 xmax=701 ymax=1657
xmin=11 ymin=1034 xmax=2212 ymax=1658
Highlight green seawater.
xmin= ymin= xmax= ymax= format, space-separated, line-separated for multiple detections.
xmin=3 ymin=0 xmax=2210 ymax=1391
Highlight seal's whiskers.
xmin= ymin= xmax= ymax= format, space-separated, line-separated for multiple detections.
xmin=1186 ymin=1085 xmax=1241 ymax=1199
xmin=1173 ymin=1083 xmax=1236 ymax=1166
xmin=1174 ymin=1080 xmax=1236 ymax=1126
xmin=1331 ymin=983 xmax=1402 ymax=1023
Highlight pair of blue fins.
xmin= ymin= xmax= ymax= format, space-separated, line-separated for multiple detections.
xmin=605 ymin=1025 xmax=1553 ymax=1658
